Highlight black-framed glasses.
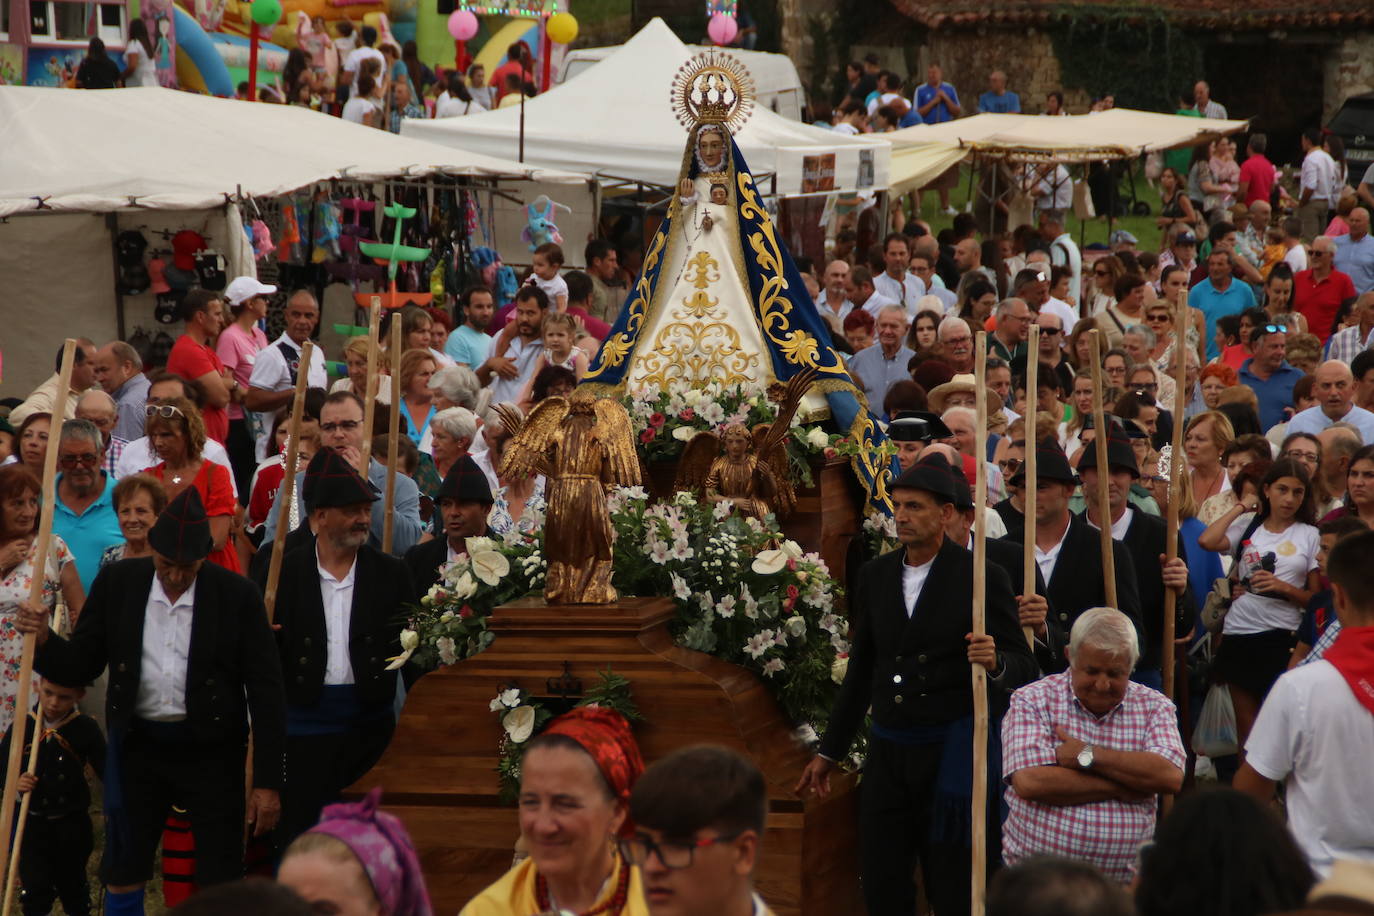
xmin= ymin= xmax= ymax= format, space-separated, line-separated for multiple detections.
xmin=1040 ymin=327 xmax=1063 ymax=336
xmin=619 ymin=831 xmax=740 ymax=870
xmin=58 ymin=453 xmax=99 ymax=468
xmin=145 ymin=405 xmax=184 ymax=419
xmin=1145 ymin=313 xmax=1171 ymax=323
xmin=320 ymin=420 xmax=362 ymax=433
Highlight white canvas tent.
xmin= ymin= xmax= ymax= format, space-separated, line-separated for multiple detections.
xmin=402 ymin=18 xmax=890 ymax=197
xmin=0 ymin=85 xmax=590 ymax=217
xmin=887 ymin=108 xmax=1249 ymax=193
xmin=0 ymin=85 xmax=595 ymax=395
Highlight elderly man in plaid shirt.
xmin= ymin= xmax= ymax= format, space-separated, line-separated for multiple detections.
xmin=1000 ymin=607 xmax=1185 ymax=883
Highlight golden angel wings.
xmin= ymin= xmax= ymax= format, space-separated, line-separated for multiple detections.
xmin=494 ymin=395 xmax=639 ymax=487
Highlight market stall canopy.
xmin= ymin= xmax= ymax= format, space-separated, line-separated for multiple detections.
xmin=887 ymin=108 xmax=1249 ymax=193
xmin=0 ymin=85 xmax=590 ymax=218
xmin=401 ymin=17 xmax=890 ymax=198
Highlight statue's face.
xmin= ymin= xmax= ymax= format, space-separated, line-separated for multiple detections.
xmin=724 ymin=430 xmax=750 ymax=459
xmin=698 ymin=129 xmax=725 ymax=170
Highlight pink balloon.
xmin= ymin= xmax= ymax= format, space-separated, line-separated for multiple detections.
xmin=707 ymin=13 xmax=737 ymax=46
xmin=448 ymin=9 xmax=478 ymax=41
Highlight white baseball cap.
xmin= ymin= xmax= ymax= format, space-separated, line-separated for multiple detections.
xmin=224 ymin=276 xmax=278 ymax=306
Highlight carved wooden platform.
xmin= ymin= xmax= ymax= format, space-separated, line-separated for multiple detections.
xmin=350 ymin=596 xmax=863 ymax=915
xmin=645 ymin=455 xmax=866 ymax=582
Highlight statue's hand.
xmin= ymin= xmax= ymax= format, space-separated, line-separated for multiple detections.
xmin=679 ymin=178 xmax=693 ymax=198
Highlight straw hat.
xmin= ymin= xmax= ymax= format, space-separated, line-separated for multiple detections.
xmin=927 ymin=373 xmax=1004 ymax=416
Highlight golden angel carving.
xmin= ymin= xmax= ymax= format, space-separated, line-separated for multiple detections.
xmin=674 ymin=369 xmax=816 ymax=520
xmin=494 ymin=392 xmax=639 ymax=605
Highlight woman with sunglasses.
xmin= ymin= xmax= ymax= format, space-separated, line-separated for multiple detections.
xmin=462 ymin=707 xmax=648 ymax=916
xmin=0 ymin=464 xmax=84 ymax=737
xmin=1087 ymin=255 xmax=1125 ymax=316
xmin=1259 ymin=264 xmax=1307 ymax=336
xmin=141 ymin=397 xmax=242 ymax=573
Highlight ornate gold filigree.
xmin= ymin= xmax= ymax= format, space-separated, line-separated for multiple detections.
xmin=584 ymin=217 xmax=670 ymax=380
xmin=671 ymin=50 xmax=755 ymax=133
xmin=636 ymin=316 xmax=760 ymax=390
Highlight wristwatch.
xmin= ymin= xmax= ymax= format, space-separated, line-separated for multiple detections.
xmin=1077 ymin=745 xmax=1095 ymax=769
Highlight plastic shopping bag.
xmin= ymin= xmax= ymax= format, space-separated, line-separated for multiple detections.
xmin=1193 ymin=684 xmax=1239 ymax=758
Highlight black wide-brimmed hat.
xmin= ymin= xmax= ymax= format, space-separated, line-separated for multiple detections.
xmin=919 ymin=452 xmax=975 ymax=511
xmin=888 ymin=410 xmax=953 ymax=443
xmin=302 ymin=448 xmax=380 ymax=512
xmin=1009 ymin=437 xmax=1077 ymax=486
xmin=436 ymin=455 xmax=494 ymax=505
xmin=891 ymin=457 xmax=957 ymax=505
xmin=1077 ymin=419 xmax=1140 ymax=478
xmin=148 ymin=487 xmax=214 ymax=563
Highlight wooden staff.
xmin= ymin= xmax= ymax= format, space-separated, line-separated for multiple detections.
xmin=0 ymin=339 xmax=76 ymax=895
xmin=383 ymin=320 xmax=402 ymax=554
xmin=262 ymin=339 xmax=315 ymax=624
xmin=359 ymin=298 xmax=382 ymax=476
xmin=1020 ymin=324 xmax=1039 ymax=649
xmin=1163 ymin=289 xmax=1190 ymax=700
xmin=1087 ymin=329 xmax=1118 ymax=609
xmin=971 ymin=333 xmax=990 ymax=916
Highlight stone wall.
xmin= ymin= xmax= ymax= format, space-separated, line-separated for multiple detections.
xmin=923 ymin=29 xmax=1091 ymax=114
xmin=1323 ymin=30 xmax=1374 ymax=124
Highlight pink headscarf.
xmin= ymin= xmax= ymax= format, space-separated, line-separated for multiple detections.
xmin=307 ymin=788 xmax=433 ymax=916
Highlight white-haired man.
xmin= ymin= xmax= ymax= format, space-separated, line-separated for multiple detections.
xmin=937 ymin=315 xmax=975 ymax=374
xmin=1001 ymin=607 xmax=1185 ymax=883
xmin=847 ymin=305 xmax=913 ymax=421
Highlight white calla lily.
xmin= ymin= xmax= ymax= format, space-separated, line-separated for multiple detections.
xmin=470 ymin=550 xmax=511 ymax=586
xmin=503 ymin=705 xmax=536 ymax=743
xmin=751 ymin=549 xmax=788 ymax=575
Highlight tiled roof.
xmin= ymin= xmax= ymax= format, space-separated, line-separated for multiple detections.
xmin=889 ymin=0 xmax=1374 ymax=30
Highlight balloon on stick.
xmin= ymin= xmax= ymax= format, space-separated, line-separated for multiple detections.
xmin=707 ymin=13 xmax=737 ymax=46
xmin=546 ymin=11 xmax=578 ymax=44
xmin=448 ymin=9 xmax=478 ymax=41
xmin=247 ymin=0 xmax=280 ymax=102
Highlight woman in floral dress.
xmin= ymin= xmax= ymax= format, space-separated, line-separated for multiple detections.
xmin=0 ymin=465 xmax=84 ymax=737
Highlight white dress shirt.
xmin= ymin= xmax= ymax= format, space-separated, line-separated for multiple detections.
xmin=318 ymin=550 xmax=357 ymax=686
xmin=136 ymin=576 xmax=197 ymax=720
xmin=1033 ymin=519 xmax=1073 ymax=585
xmin=901 ymin=554 xmax=935 ymax=617
xmin=1086 ymin=506 xmax=1134 ymax=540
xmin=873 ymin=271 xmax=927 ymax=316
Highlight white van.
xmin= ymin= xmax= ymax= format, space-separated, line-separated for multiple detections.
xmin=556 ymin=44 xmax=805 ymax=122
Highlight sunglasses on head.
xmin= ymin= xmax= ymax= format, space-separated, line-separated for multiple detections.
xmin=1263 ymin=324 xmax=1287 ymax=334
xmin=145 ymin=405 xmax=184 ymax=419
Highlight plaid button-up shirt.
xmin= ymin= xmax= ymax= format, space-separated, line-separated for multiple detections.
xmin=1001 ymin=672 xmax=1185 ymax=882
xmin=102 ymin=436 xmax=127 ymax=480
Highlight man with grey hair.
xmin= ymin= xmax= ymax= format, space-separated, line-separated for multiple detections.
xmin=989 ymin=298 xmax=1031 ymax=362
xmin=75 ymin=389 xmax=125 ymax=479
xmin=1318 ymin=424 xmax=1363 ymax=513
xmin=1120 ymin=324 xmax=1154 ymax=369
xmin=1001 ymin=606 xmax=1185 ymax=883
xmin=94 ymin=340 xmax=150 ymax=442
xmin=847 ymin=304 xmax=913 ymax=420
xmin=52 ymin=418 xmax=123 ymax=595
xmin=1294 ymin=236 xmax=1357 ymax=346
xmin=937 ymin=315 xmax=975 ymax=374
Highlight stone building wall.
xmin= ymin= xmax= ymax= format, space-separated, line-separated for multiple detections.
xmin=1323 ymin=30 xmax=1374 ymax=123
xmin=923 ymin=29 xmax=1091 ymax=114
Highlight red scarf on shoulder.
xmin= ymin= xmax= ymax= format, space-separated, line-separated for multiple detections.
xmin=1323 ymin=625 xmax=1374 ymax=716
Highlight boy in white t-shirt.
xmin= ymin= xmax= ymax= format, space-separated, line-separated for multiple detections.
xmin=1236 ymin=528 xmax=1374 ymax=877
xmin=527 ymin=242 xmax=569 ymax=312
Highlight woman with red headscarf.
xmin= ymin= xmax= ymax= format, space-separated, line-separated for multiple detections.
xmin=461 ymin=706 xmax=648 ymax=916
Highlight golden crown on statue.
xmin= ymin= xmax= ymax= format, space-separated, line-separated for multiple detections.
xmin=671 ymin=50 xmax=755 ymax=133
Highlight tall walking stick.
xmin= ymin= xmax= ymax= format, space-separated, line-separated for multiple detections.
xmin=262 ymin=339 xmax=315 ymax=624
xmin=1020 ymin=324 xmax=1039 ymax=649
xmin=383 ymin=321 xmax=402 ymax=554
xmin=971 ymin=333 xmax=990 ymax=916
xmin=0 ymin=339 xmax=76 ymax=895
xmin=1087 ymin=329 xmax=1118 ymax=608
xmin=359 ymin=298 xmax=382 ymax=476
xmin=1163 ymin=289 xmax=1190 ymax=700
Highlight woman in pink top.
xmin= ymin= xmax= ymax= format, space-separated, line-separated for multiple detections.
xmin=217 ymin=277 xmax=273 ymax=499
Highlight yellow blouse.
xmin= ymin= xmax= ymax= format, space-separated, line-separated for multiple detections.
xmin=459 ymin=854 xmax=650 ymax=916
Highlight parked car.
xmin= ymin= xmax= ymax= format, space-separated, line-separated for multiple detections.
xmin=1328 ymin=91 xmax=1374 ymax=186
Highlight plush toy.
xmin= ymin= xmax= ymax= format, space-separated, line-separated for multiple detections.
xmin=520 ymin=194 xmax=570 ymax=251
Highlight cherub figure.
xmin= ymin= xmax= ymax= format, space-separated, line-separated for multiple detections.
xmin=675 ymin=369 xmax=816 ymax=520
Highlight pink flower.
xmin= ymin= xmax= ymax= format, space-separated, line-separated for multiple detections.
xmin=679 ymin=407 xmax=696 ymax=421
xmin=640 ymin=428 xmax=657 ymax=444
xmin=786 ymin=584 xmax=799 ymax=600
xmin=824 ymin=447 xmax=838 ymax=459
xmin=459 ymin=604 xmax=472 ymax=619
xmin=787 ymin=558 xmax=797 ymax=572
xmin=649 ymin=412 xmax=666 ymax=428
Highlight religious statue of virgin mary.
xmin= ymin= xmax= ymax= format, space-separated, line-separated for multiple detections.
xmin=580 ymin=51 xmax=893 ymax=514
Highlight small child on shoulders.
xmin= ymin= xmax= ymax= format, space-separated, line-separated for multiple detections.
xmin=526 ymin=242 xmax=569 ymax=312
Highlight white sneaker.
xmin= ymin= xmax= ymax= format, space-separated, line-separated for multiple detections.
xmin=942 ymin=206 xmax=958 ymax=216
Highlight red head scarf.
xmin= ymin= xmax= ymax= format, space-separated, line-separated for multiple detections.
xmin=541 ymin=706 xmax=644 ymax=837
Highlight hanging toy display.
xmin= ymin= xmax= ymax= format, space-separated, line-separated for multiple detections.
xmin=520 ymin=194 xmax=570 ymax=251
xmin=356 ymin=202 xmax=433 ymax=310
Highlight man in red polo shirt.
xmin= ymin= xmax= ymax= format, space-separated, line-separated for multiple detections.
xmin=165 ymin=288 xmax=234 ymax=445
xmin=1295 ymin=236 xmax=1358 ymax=344
xmin=1238 ymin=133 xmax=1277 ymax=207
xmin=489 ymin=41 xmax=532 ymax=104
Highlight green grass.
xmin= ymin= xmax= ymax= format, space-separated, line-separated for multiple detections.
xmin=911 ymin=164 xmax=1169 ymax=252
